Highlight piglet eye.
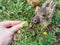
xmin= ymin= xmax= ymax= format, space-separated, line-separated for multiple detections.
xmin=42 ymin=14 xmax=46 ymax=17
xmin=46 ymin=3 xmax=49 ymax=7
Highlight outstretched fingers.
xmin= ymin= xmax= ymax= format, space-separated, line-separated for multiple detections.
xmin=0 ymin=21 xmax=21 ymax=28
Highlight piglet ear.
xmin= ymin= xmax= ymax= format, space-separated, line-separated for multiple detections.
xmin=35 ymin=6 xmax=41 ymax=13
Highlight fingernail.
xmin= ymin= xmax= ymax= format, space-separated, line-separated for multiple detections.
xmin=16 ymin=24 xmax=23 ymax=29
xmin=17 ymin=30 xmax=20 ymax=34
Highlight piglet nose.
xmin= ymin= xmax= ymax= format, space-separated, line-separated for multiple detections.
xmin=32 ymin=19 xmax=38 ymax=24
xmin=32 ymin=17 xmax=40 ymax=24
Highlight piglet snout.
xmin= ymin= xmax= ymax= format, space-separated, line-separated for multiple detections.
xmin=32 ymin=16 xmax=40 ymax=24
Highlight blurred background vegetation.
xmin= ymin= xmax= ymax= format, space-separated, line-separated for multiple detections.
xmin=0 ymin=0 xmax=60 ymax=45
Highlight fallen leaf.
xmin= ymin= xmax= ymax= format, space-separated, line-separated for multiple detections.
xmin=27 ymin=0 xmax=40 ymax=7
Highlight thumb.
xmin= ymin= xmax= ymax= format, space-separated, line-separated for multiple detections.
xmin=8 ymin=24 xmax=23 ymax=35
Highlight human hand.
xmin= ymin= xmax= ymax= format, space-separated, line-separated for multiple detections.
xmin=0 ymin=21 xmax=23 ymax=45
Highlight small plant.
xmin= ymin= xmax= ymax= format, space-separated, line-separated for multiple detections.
xmin=55 ymin=28 xmax=60 ymax=33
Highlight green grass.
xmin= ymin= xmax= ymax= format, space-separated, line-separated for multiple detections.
xmin=0 ymin=0 xmax=60 ymax=45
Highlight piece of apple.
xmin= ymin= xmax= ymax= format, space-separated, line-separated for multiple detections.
xmin=21 ymin=21 xmax=28 ymax=28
